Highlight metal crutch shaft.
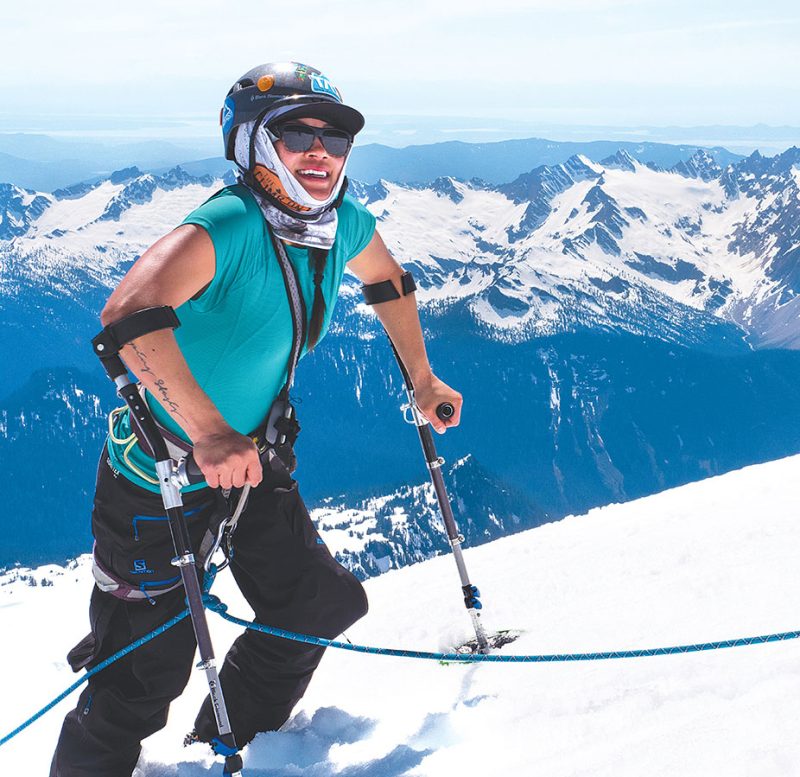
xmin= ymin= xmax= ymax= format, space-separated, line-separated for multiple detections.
xmin=386 ymin=339 xmax=490 ymax=653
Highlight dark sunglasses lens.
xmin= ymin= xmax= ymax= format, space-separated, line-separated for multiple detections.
xmin=280 ymin=127 xmax=316 ymax=153
xmin=277 ymin=125 xmax=351 ymax=156
xmin=320 ymin=131 xmax=351 ymax=157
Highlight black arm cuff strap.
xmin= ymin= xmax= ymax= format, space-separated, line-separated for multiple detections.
xmin=361 ymin=271 xmax=417 ymax=305
xmin=92 ymin=306 xmax=181 ymax=357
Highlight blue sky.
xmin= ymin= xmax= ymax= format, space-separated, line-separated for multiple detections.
xmin=2 ymin=0 xmax=799 ymax=141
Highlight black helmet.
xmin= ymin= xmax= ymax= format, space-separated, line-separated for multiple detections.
xmin=221 ymin=62 xmax=365 ymax=161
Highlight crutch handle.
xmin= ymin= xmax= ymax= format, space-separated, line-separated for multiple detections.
xmin=177 ymin=453 xmax=206 ymax=486
xmin=436 ymin=402 xmax=455 ymax=421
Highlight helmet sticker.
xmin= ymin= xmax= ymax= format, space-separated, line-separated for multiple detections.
xmin=257 ymin=75 xmax=275 ymax=92
xmin=310 ymin=74 xmax=341 ymax=102
xmin=221 ymin=97 xmax=235 ymax=134
xmin=295 ymin=64 xmax=310 ymax=81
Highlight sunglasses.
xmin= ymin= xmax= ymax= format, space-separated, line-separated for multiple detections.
xmin=268 ymin=123 xmax=353 ymax=157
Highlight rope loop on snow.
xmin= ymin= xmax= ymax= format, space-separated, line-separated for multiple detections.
xmin=4 ymin=566 xmax=800 ymax=748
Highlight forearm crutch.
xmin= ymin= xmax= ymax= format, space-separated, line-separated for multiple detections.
xmin=92 ymin=306 xmax=243 ymax=777
xmin=386 ymin=338 xmax=490 ymax=654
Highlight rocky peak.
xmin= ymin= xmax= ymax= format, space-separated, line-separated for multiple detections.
xmin=0 ymin=184 xmax=51 ymax=239
xmin=158 ymin=166 xmax=213 ymax=190
xmin=431 ymin=176 xmax=464 ymax=204
xmin=600 ymin=149 xmax=638 ymax=172
xmin=97 ymin=167 xmax=216 ymax=222
xmin=98 ymin=174 xmax=157 ymax=221
xmin=500 ymin=158 xmax=602 ymax=241
xmin=672 ymin=149 xmax=722 ymax=182
xmin=580 ymin=183 xmax=629 ymax=239
xmin=562 ymin=154 xmax=604 ymax=181
xmin=109 ymin=167 xmax=143 ymax=185
xmin=347 ymin=179 xmax=390 ymax=205
xmin=52 ymin=180 xmax=101 ymax=201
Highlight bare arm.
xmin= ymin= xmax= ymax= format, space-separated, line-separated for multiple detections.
xmin=347 ymin=230 xmax=462 ymax=433
xmin=102 ymin=224 xmax=262 ymax=488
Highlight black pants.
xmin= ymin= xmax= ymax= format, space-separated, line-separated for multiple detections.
xmin=50 ymin=455 xmax=368 ymax=777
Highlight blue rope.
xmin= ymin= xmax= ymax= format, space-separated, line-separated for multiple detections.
xmin=202 ymin=595 xmax=800 ymax=663
xmin=5 ymin=565 xmax=800 ymax=749
xmin=0 ymin=608 xmax=189 ymax=748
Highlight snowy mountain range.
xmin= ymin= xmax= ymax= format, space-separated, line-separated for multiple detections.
xmin=349 ymin=146 xmax=800 ymax=349
xmin=4 ymin=454 xmax=800 ymax=775
xmin=0 ymin=132 xmax=743 ymax=192
xmin=6 ymin=147 xmax=799 ymax=358
xmin=3 ymin=146 xmax=800 ymax=567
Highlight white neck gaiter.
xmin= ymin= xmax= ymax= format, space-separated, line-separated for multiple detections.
xmin=233 ymin=118 xmax=350 ymax=249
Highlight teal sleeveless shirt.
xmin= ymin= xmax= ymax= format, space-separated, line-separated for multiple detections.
xmin=106 ymin=183 xmax=376 ymax=492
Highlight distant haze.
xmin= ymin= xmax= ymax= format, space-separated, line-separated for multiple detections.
xmin=0 ymin=1 xmax=798 ymax=129
xmin=0 ymin=130 xmax=750 ymax=191
xmin=2 ymin=114 xmax=800 ymax=157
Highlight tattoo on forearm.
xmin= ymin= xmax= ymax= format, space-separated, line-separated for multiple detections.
xmin=129 ymin=342 xmax=187 ymax=422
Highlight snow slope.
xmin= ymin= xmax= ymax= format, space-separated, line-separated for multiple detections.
xmin=3 ymin=455 xmax=800 ymax=775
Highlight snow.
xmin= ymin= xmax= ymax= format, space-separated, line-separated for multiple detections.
xmin=32 ymin=181 xmax=126 ymax=235
xmin=3 ymin=455 xmax=800 ymax=775
xmin=576 ymin=154 xmax=604 ymax=175
xmin=792 ymin=166 xmax=800 ymax=194
xmin=537 ymin=178 xmax=598 ymax=249
xmin=367 ymin=181 xmax=524 ymax=282
xmin=6 ymin=154 xmax=800 ymax=347
xmin=360 ymin=164 xmax=793 ymax=343
xmin=95 ymin=183 xmax=219 ymax=245
xmin=354 ymin=164 xmax=785 ymax=340
xmin=19 ymin=189 xmax=44 ymax=208
xmin=36 ymin=181 xmax=218 ymax=255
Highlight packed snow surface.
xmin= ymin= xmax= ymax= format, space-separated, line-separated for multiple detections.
xmin=3 ymin=455 xmax=800 ymax=775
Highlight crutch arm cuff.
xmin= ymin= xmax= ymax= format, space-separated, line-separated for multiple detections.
xmin=92 ymin=306 xmax=181 ymax=357
xmin=361 ymin=271 xmax=417 ymax=305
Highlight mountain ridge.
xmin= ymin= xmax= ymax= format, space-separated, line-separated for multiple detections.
xmin=3 ymin=145 xmax=800 ymax=567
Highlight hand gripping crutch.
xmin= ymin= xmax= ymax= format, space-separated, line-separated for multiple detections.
xmin=386 ymin=338 xmax=490 ymax=654
xmin=92 ymin=306 xmax=244 ymax=777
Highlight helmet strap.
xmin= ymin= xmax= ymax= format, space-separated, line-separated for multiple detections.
xmin=331 ymin=176 xmax=349 ymax=210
